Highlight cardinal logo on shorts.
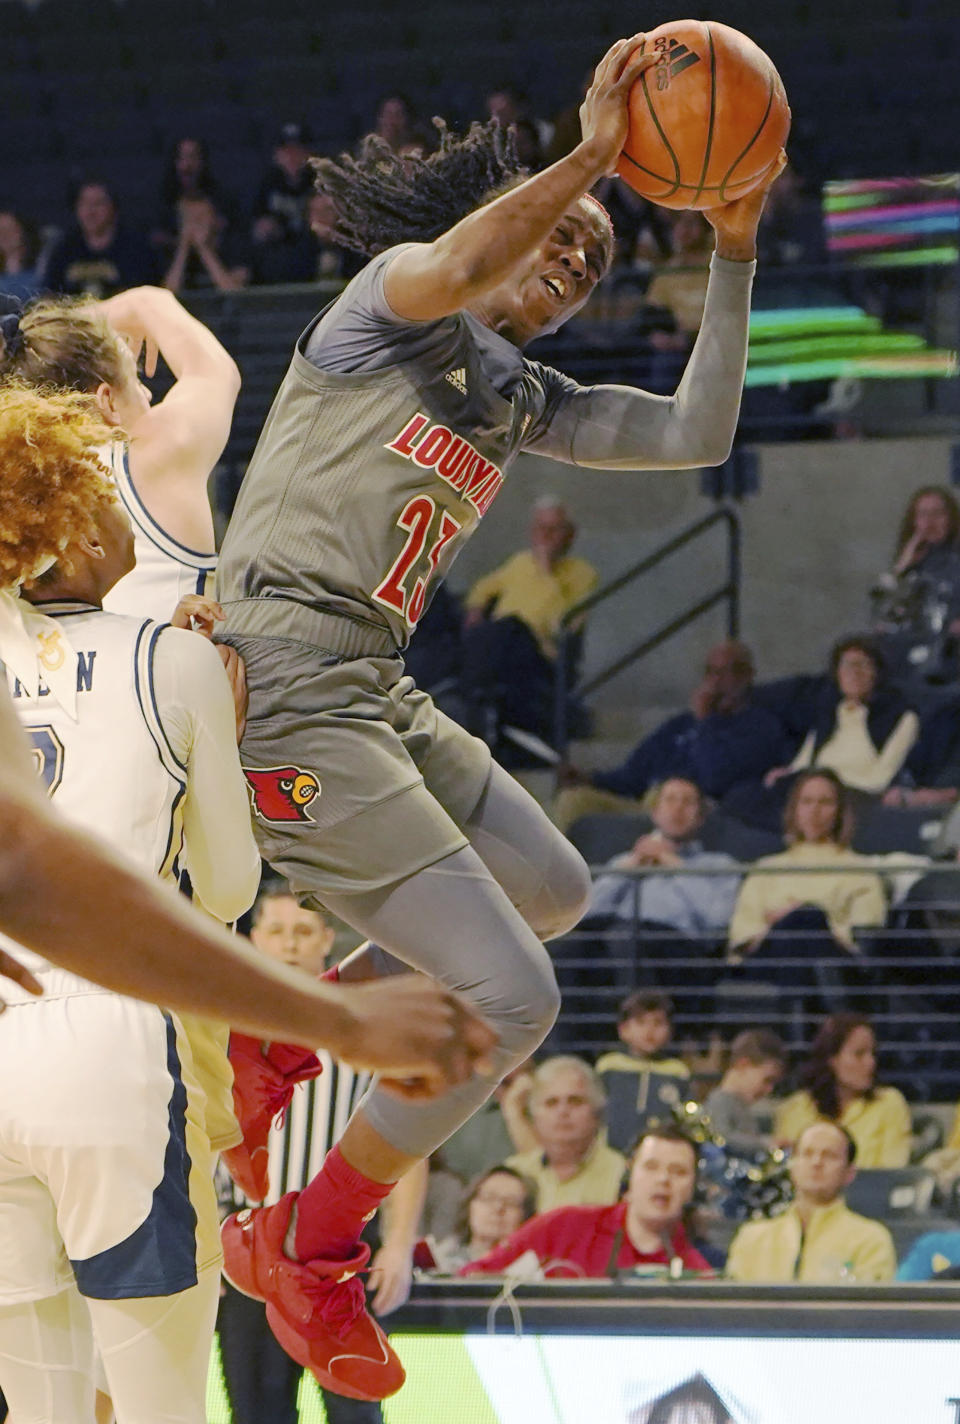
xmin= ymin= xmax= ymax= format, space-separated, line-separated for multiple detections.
xmin=244 ymin=765 xmax=320 ymax=823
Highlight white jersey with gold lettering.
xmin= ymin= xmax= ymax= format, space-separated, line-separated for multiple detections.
xmin=99 ymin=439 xmax=217 ymax=622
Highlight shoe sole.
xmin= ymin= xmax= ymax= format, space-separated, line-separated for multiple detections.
xmin=266 ymin=1301 xmax=406 ymax=1402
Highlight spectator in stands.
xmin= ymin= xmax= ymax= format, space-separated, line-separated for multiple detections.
xmin=505 ymin=1056 xmax=627 ymax=1212
xmin=154 ymin=135 xmax=230 ymax=255
xmin=756 ymin=161 xmax=825 ymax=268
xmin=163 ymin=195 xmax=250 ymax=293
xmin=421 ymin=1165 xmax=536 ymax=1272
xmin=704 ymin=1029 xmax=787 ymax=1157
xmin=372 ymin=94 xmax=419 ymax=155
xmin=44 ymin=179 xmax=156 ymax=298
xmin=728 ymin=770 xmax=887 ymax=957
xmin=645 ymin=210 xmax=714 ymax=349
xmin=555 ymin=640 xmax=790 ymax=832
xmin=485 ymin=83 xmax=551 ymax=163
xmin=585 ymin=777 xmax=742 ymax=942
xmin=774 ymin=1013 xmax=912 ymax=1168
xmin=436 ymin=1059 xmax=537 ymax=1184
xmin=596 ymin=992 xmax=690 ymax=1080
xmin=0 ymin=210 xmax=44 ymax=301
xmin=252 ymin=191 xmax=364 ymax=286
xmin=252 ymin=122 xmax=315 ymax=249
xmin=871 ymin=485 xmax=960 ymax=692
xmin=725 ymin=1121 xmax=896 ymax=1282
xmin=461 ymin=1126 xmax=711 ymax=1278
xmin=461 ymin=497 xmax=597 ymax=745
xmin=733 ymin=637 xmax=918 ymax=830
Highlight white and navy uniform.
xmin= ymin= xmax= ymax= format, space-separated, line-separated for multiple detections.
xmin=100 ymin=439 xmax=217 ymax=621
xmin=0 ymin=603 xmax=260 ymax=1305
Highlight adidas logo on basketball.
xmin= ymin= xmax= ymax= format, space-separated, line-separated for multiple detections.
xmin=654 ymin=39 xmax=701 ymax=89
xmin=444 ymin=367 xmax=468 ymax=394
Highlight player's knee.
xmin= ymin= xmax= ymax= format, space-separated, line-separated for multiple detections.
xmin=527 ymin=837 xmax=592 ymax=941
xmin=498 ymin=944 xmax=561 ymax=1059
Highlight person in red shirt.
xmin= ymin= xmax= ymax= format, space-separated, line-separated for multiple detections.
xmin=460 ymin=1125 xmax=711 ymax=1278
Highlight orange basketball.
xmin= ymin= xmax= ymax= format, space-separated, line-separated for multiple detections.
xmin=617 ymin=20 xmax=790 ymax=210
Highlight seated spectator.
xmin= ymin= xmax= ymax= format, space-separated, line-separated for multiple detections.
xmin=774 ymin=1013 xmax=912 ymax=1167
xmin=732 ymin=636 xmax=918 ymax=830
xmin=756 ymin=161 xmax=825 ymax=268
xmin=436 ymin=1060 xmax=537 ymax=1184
xmin=462 ymin=1126 xmax=711 ymax=1278
xmin=704 ymin=1029 xmax=787 ymax=1157
xmin=871 ymin=485 xmax=960 ymax=693
xmin=422 ymin=1165 xmax=536 ymax=1273
xmin=505 ymin=1056 xmax=627 ymax=1212
xmin=372 ymin=93 xmax=419 ymax=155
xmin=461 ymin=497 xmax=597 ymax=745
xmin=251 ymin=121 xmax=314 ymax=250
xmin=555 ymin=640 xmax=790 ymax=832
xmin=586 ymin=777 xmax=741 ymax=942
xmin=484 ymin=83 xmax=550 ymax=166
xmin=44 ymin=179 xmax=156 ymax=298
xmin=0 ymin=209 xmax=45 ymax=301
xmin=153 ymin=135 xmax=234 ymax=260
xmin=596 ymin=992 xmax=690 ymax=1081
xmin=163 ymin=195 xmax=250 ymax=293
xmin=728 ymin=770 xmax=887 ymax=957
xmin=645 ymin=210 xmax=714 ymax=347
xmin=725 ymin=1121 xmax=896 ymax=1282
xmin=251 ymin=190 xmax=364 ymax=286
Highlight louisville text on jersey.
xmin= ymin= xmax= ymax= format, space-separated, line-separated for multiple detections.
xmin=386 ymin=413 xmax=504 ymax=519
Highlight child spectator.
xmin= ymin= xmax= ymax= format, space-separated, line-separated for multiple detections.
xmin=774 ymin=1013 xmax=912 ymax=1168
xmin=596 ymin=992 xmax=690 ymax=1080
xmin=704 ymin=1029 xmax=787 ymax=1157
xmin=163 ymin=195 xmax=250 ymax=293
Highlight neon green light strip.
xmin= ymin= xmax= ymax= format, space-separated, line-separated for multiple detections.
xmin=744 ymin=352 xmax=957 ymax=386
xmin=749 ymin=307 xmax=881 ymax=337
xmin=845 ymin=246 xmax=958 ymax=267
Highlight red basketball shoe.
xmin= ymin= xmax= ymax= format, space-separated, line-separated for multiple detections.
xmin=221 ymin=1194 xmax=405 ymax=1401
xmin=221 ymin=1034 xmax=323 ymax=1201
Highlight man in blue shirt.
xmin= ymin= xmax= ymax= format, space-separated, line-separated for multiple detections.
xmin=555 ymin=641 xmax=791 ymax=830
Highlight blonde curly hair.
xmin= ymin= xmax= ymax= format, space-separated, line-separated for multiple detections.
xmin=0 ymin=383 xmax=120 ymax=589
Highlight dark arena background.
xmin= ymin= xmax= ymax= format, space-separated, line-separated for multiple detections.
xmin=1 ymin=0 xmax=958 ymax=1420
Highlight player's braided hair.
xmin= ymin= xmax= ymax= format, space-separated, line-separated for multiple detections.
xmin=312 ymin=119 xmax=526 ymax=256
xmin=0 ymin=382 xmax=119 ymax=588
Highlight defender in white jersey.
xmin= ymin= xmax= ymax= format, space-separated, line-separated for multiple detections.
xmin=0 ymin=388 xmax=259 ymax=1423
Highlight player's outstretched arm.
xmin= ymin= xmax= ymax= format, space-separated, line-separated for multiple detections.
xmin=383 ymin=36 xmax=657 ymax=322
xmin=528 ymin=156 xmax=786 ymax=471
xmin=98 ymin=285 xmax=240 ymax=508
xmin=0 ymin=686 xmax=495 ymax=1084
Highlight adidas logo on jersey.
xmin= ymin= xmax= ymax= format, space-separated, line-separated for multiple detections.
xmin=444 ymin=368 xmax=468 ymax=394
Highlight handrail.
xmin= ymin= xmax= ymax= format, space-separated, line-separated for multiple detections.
xmin=553 ymin=505 xmax=741 ymax=758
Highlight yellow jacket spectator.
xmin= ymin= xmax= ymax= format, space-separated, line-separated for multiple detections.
xmin=728 ymin=770 xmax=886 ymax=954
xmin=774 ymin=1014 xmax=912 ymax=1168
xmin=726 ymin=1121 xmax=896 ymax=1282
xmin=464 ymin=498 xmax=597 ymax=660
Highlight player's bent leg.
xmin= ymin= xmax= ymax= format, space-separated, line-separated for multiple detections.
xmin=87 ymin=1263 xmax=220 ymax=1424
xmin=0 ymin=1285 xmax=97 ymax=1424
xmin=462 ymin=761 xmax=592 ymax=940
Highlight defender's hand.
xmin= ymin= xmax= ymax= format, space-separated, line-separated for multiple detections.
xmin=330 ymin=976 xmax=497 ymax=1099
xmin=171 ymin=593 xmax=224 ymax=638
xmin=579 ymin=35 xmax=659 ymax=175
xmin=0 ymin=946 xmax=42 ymax=1012
xmin=706 ymin=150 xmax=788 ymax=260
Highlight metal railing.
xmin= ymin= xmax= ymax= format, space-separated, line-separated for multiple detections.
xmin=552 ymin=506 xmax=741 ymax=758
xmin=553 ymin=859 xmax=960 ymax=1099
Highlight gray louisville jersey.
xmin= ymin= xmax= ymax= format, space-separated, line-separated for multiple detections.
xmin=217 ymin=244 xmax=754 ymax=653
xmin=216 ymin=252 xmax=574 ymax=652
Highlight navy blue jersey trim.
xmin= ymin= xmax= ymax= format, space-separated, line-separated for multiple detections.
xmin=71 ymin=1014 xmax=199 ymax=1299
xmin=116 ymin=446 xmax=217 ymax=565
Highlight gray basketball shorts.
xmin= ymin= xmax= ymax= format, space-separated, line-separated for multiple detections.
xmin=227 ymin=635 xmax=492 ymax=896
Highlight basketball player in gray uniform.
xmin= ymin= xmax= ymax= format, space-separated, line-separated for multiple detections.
xmin=216 ymin=35 xmax=785 ymax=1399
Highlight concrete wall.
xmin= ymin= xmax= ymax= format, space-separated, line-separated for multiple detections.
xmin=446 ymin=436 xmax=956 ymax=741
